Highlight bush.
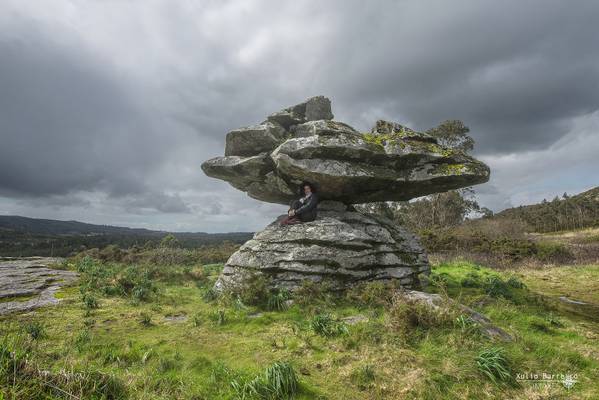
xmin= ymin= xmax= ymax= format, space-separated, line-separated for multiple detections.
xmin=476 ymin=348 xmax=512 ymax=384
xmin=346 ymin=281 xmax=398 ymax=307
xmin=24 ymin=322 xmax=46 ymax=340
xmin=231 ymin=361 xmax=299 ymax=400
xmin=234 ymin=272 xmax=271 ymax=308
xmin=293 ymin=279 xmax=334 ymax=307
xmin=387 ymin=292 xmax=458 ymax=338
xmin=82 ymin=293 xmax=99 ymax=310
xmin=350 ymin=364 xmax=376 ymax=390
xmin=535 ymin=241 xmax=574 ymax=263
xmin=483 ymin=276 xmax=512 ymax=299
xmin=267 ymin=290 xmax=291 ymax=311
xmin=309 ymin=314 xmax=348 ymax=337
xmin=139 ymin=312 xmax=152 ymax=327
xmin=460 ymin=272 xmax=483 ymax=288
xmin=159 ymin=234 xmax=181 ymax=249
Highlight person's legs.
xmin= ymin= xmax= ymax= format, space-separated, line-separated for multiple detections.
xmin=281 ymin=199 xmax=303 ymax=225
xmin=280 ymin=215 xmax=302 ymax=225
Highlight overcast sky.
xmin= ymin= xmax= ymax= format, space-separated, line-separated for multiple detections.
xmin=1 ymin=0 xmax=598 ymax=233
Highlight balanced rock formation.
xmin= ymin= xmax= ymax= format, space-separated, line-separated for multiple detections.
xmin=215 ymin=201 xmax=429 ymax=291
xmin=202 ymin=97 xmax=489 ymax=205
xmin=202 ymin=96 xmax=490 ymax=291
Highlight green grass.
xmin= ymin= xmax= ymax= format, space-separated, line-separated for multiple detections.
xmin=1 ymin=257 xmax=598 ymax=399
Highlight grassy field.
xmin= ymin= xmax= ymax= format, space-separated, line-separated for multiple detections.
xmin=1 ymin=255 xmax=598 ymax=399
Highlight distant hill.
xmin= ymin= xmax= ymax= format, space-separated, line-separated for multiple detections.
xmin=0 ymin=215 xmax=166 ymax=236
xmin=0 ymin=215 xmax=253 ymax=257
xmin=494 ymin=186 xmax=599 ymax=232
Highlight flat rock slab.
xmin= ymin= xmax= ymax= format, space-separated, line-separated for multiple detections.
xmin=0 ymin=257 xmax=78 ymax=315
xmin=202 ymin=95 xmax=490 ymax=205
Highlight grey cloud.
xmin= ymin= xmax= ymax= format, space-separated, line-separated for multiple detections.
xmin=0 ymin=0 xmax=597 ymax=231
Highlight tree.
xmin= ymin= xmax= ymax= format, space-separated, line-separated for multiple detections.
xmin=426 ymin=120 xmax=475 ymax=152
xmin=159 ymin=234 xmax=181 ymax=249
xmin=358 ymin=188 xmax=484 ymax=232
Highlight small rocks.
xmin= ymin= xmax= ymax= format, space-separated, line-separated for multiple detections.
xmin=341 ymin=315 xmax=369 ymax=325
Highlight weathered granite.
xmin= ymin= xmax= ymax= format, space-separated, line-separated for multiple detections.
xmin=215 ymin=209 xmax=429 ymax=291
xmin=0 ymin=257 xmax=78 ymax=315
xmin=202 ymin=96 xmax=491 ymax=292
xmin=202 ymin=96 xmax=490 ymax=205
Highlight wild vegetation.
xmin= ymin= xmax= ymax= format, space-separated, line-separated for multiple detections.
xmin=1 ymin=238 xmax=598 ymax=399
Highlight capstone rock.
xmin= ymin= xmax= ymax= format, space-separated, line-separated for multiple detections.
xmin=202 ymin=96 xmax=491 ymax=291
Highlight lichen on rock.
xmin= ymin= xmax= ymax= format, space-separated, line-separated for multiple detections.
xmin=201 ymin=96 xmax=490 ymax=291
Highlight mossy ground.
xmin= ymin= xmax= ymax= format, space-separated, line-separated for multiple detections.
xmin=1 ymin=258 xmax=598 ymax=399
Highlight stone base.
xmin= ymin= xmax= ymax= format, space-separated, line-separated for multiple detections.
xmin=215 ymin=204 xmax=429 ymax=292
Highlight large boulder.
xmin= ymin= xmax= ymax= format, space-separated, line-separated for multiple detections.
xmin=202 ymin=96 xmax=490 ymax=293
xmin=215 ymin=203 xmax=429 ymax=291
xmin=225 ymin=122 xmax=288 ymax=157
xmin=202 ymin=96 xmax=490 ymax=205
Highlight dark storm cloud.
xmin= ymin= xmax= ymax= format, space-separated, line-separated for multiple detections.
xmin=308 ymin=0 xmax=599 ymax=154
xmin=0 ymin=0 xmax=598 ymax=230
xmin=0 ymin=18 xmax=191 ymax=212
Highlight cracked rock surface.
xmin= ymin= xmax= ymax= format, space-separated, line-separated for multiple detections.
xmin=202 ymin=96 xmax=490 ymax=205
xmin=215 ymin=204 xmax=429 ymax=291
xmin=0 ymin=257 xmax=78 ymax=315
xmin=203 ymin=96 xmax=490 ymax=291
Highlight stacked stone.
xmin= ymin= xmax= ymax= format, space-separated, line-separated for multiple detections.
xmin=201 ymin=96 xmax=490 ymax=291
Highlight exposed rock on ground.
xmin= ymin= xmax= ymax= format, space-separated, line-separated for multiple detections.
xmin=399 ymin=289 xmax=512 ymax=341
xmin=0 ymin=257 xmax=78 ymax=315
xmin=215 ymin=203 xmax=429 ymax=291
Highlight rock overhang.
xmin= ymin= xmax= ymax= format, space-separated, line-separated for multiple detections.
xmin=201 ymin=95 xmax=490 ymax=205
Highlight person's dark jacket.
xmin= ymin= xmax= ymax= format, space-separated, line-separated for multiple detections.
xmin=294 ymin=193 xmax=318 ymax=222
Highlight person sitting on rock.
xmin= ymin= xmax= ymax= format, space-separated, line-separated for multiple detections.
xmin=280 ymin=181 xmax=319 ymax=225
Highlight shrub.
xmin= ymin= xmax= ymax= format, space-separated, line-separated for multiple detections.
xmin=506 ymin=276 xmax=526 ymax=289
xmin=387 ymin=293 xmax=458 ymax=338
xmin=346 ymin=281 xmax=398 ymax=307
xmin=24 ymin=322 xmax=46 ymax=340
xmin=139 ymin=312 xmax=152 ymax=327
xmin=209 ymin=310 xmax=227 ymax=326
xmin=82 ymin=293 xmax=99 ymax=309
xmin=235 ymin=272 xmax=271 ymax=307
xmin=309 ymin=314 xmax=348 ymax=337
xmin=159 ymin=233 xmax=182 ymax=249
xmin=98 ymin=244 xmax=125 ymax=262
xmin=267 ymin=290 xmax=291 ymax=311
xmin=293 ymin=279 xmax=334 ymax=307
xmin=350 ymin=364 xmax=376 ymax=390
xmin=476 ymin=348 xmax=512 ymax=384
xmin=231 ymin=361 xmax=299 ymax=400
xmin=535 ymin=241 xmax=574 ymax=263
xmin=483 ymin=276 xmax=512 ymax=299
xmin=460 ymin=272 xmax=483 ymax=288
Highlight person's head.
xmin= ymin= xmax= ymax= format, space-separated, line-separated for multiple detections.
xmin=300 ymin=181 xmax=316 ymax=196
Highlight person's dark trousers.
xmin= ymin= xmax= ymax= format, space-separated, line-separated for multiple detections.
xmin=280 ymin=200 xmax=303 ymax=225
